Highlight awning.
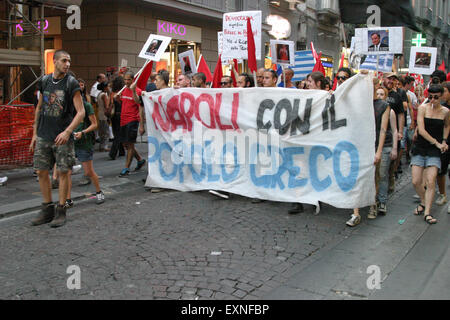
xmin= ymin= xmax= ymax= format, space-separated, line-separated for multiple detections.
xmin=0 ymin=49 xmax=40 ymax=66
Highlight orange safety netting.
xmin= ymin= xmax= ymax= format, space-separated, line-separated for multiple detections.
xmin=0 ymin=103 xmax=35 ymax=168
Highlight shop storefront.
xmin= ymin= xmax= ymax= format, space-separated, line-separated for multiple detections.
xmin=320 ymin=55 xmax=334 ymax=79
xmin=156 ymin=19 xmax=202 ymax=85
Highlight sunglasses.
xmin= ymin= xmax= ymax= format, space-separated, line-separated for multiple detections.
xmin=336 ymin=76 xmax=348 ymax=81
xmin=220 ymin=82 xmax=231 ymax=85
xmin=429 ymin=94 xmax=441 ymax=100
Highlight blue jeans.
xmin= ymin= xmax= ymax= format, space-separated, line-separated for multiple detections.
xmin=376 ymin=147 xmax=392 ymax=204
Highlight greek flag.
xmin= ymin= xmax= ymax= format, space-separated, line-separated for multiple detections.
xmin=360 ymin=54 xmax=394 ymax=72
xmin=292 ymin=50 xmax=315 ymax=82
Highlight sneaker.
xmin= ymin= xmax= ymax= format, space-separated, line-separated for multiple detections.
xmin=288 ymin=203 xmax=304 ymax=214
xmin=96 ymin=191 xmax=105 ymax=204
xmin=119 ymin=168 xmax=130 ymax=177
xmin=209 ymin=190 xmax=229 ymax=199
xmin=64 ymin=199 xmax=74 ymax=209
xmin=367 ymin=204 xmax=378 ymax=219
xmin=413 ymin=194 xmax=420 ymax=199
xmin=0 ymin=176 xmax=7 ymax=186
xmin=378 ymin=203 xmax=387 ymax=215
xmin=346 ymin=214 xmax=361 ymax=227
xmin=78 ymin=175 xmax=91 ymax=186
xmin=134 ymin=159 xmax=146 ymax=171
xmin=448 ymin=204 xmax=450 ymax=214
xmin=72 ymin=164 xmax=82 ymax=175
xmin=151 ymin=188 xmax=163 ymax=193
xmin=435 ymin=194 xmax=447 ymax=205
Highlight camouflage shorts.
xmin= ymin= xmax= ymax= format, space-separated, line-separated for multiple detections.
xmin=33 ymin=137 xmax=76 ymax=173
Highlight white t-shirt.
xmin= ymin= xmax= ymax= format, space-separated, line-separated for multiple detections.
xmin=90 ymin=81 xmax=101 ymax=99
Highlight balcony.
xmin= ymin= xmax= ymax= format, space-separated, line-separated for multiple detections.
xmin=316 ymin=0 xmax=340 ymax=26
xmin=419 ymin=6 xmax=432 ymax=24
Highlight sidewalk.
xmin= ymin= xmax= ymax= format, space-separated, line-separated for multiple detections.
xmin=0 ymin=142 xmax=149 ymax=219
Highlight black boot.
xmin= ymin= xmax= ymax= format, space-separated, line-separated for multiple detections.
xmin=288 ymin=203 xmax=304 ymax=214
xmin=49 ymin=204 xmax=66 ymax=228
xmin=31 ymin=202 xmax=55 ymax=226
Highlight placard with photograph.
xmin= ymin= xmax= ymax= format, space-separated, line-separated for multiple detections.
xmin=178 ymin=50 xmax=197 ymax=75
xmin=354 ymin=27 xmax=403 ymax=55
xmin=138 ymin=34 xmax=172 ymax=61
xmin=409 ymin=46 xmax=437 ymax=75
xmin=270 ymin=40 xmax=294 ymax=66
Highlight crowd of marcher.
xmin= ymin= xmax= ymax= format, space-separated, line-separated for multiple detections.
xmin=27 ymin=48 xmax=450 ymax=228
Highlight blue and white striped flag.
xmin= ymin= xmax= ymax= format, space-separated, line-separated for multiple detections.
xmin=292 ymin=50 xmax=315 ymax=82
xmin=360 ymin=54 xmax=394 ymax=72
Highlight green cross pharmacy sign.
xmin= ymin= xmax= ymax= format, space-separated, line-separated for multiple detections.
xmin=411 ymin=34 xmax=427 ymax=47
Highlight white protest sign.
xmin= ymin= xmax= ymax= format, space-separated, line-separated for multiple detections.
xmin=141 ymin=74 xmax=376 ymax=209
xmin=270 ymin=40 xmax=295 ymax=66
xmin=408 ymin=46 xmax=437 ymax=75
xmin=222 ymin=11 xmax=262 ymax=60
xmin=178 ymin=50 xmax=197 ymax=75
xmin=138 ymin=34 xmax=172 ymax=61
xmin=354 ymin=27 xmax=403 ymax=55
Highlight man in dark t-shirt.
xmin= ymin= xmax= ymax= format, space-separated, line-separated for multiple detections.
xmin=29 ymin=50 xmax=85 ymax=228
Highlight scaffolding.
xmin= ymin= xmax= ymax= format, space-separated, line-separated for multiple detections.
xmin=0 ymin=0 xmax=82 ymax=104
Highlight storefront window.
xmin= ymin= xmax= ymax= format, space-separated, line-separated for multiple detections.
xmin=158 ymin=39 xmax=201 ymax=86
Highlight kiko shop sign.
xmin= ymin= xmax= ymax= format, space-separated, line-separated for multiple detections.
xmin=157 ymin=20 xmax=202 ymax=43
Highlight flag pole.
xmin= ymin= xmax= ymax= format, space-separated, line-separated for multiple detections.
xmin=282 ymin=65 xmax=286 ymax=88
xmin=117 ymin=59 xmax=151 ymax=95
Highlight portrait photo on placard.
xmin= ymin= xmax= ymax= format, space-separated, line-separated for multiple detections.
xmin=270 ymin=40 xmax=294 ymax=66
xmin=368 ymin=30 xmax=389 ymax=52
xmin=178 ymin=50 xmax=197 ymax=75
xmin=409 ymin=46 xmax=437 ymax=75
xmin=414 ymin=52 xmax=432 ymax=68
xmin=138 ymin=34 xmax=172 ymax=61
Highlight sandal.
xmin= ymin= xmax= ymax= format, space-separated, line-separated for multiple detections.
xmin=424 ymin=214 xmax=437 ymax=224
xmin=414 ymin=204 xmax=425 ymax=215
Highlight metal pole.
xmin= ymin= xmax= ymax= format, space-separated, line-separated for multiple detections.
xmin=7 ymin=75 xmax=43 ymax=105
xmin=282 ymin=65 xmax=286 ymax=88
xmin=376 ymin=54 xmax=379 ymax=77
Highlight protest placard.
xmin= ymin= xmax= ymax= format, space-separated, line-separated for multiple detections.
xmin=409 ymin=46 xmax=437 ymax=75
xmin=222 ymin=11 xmax=262 ymax=60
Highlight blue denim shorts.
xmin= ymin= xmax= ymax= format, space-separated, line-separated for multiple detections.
xmin=75 ymin=148 xmax=94 ymax=162
xmin=411 ymin=154 xmax=441 ymax=170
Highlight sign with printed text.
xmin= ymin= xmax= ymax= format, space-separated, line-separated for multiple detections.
xmin=141 ymin=74 xmax=376 ymax=209
xmin=157 ymin=20 xmax=202 ymax=43
xmin=222 ymin=11 xmax=262 ymax=60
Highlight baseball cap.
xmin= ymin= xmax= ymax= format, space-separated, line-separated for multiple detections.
xmin=383 ymin=72 xmax=399 ymax=80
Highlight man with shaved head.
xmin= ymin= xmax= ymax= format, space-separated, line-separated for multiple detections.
xmin=30 ymin=49 xmax=85 ymax=228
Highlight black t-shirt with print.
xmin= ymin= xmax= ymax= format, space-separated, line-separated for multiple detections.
xmin=37 ymin=74 xmax=81 ymax=142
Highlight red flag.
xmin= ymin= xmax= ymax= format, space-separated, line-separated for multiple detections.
xmin=230 ymin=59 xmax=238 ymax=87
xmin=212 ymin=55 xmax=223 ymax=88
xmin=135 ymin=60 xmax=153 ymax=91
xmin=438 ymin=61 xmax=446 ymax=72
xmin=312 ymin=52 xmax=326 ymax=76
xmin=332 ymin=52 xmax=345 ymax=90
xmin=310 ymin=42 xmax=319 ymax=62
xmin=246 ymin=17 xmax=257 ymax=73
xmin=197 ymin=54 xmax=213 ymax=83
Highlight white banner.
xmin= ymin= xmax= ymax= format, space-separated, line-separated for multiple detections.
xmin=142 ymin=74 xmax=376 ymax=209
xmin=222 ymin=11 xmax=262 ymax=60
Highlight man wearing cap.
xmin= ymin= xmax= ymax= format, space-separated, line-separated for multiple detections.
xmin=383 ymin=72 xmax=404 ymax=193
